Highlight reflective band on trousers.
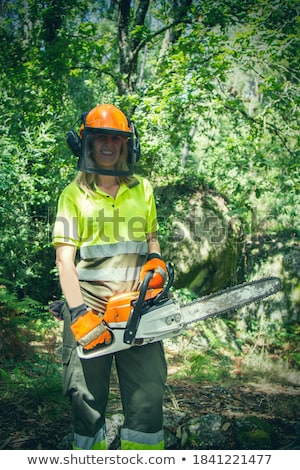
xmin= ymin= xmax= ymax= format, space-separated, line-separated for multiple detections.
xmin=120 ymin=428 xmax=164 ymax=450
xmin=73 ymin=427 xmax=107 ymax=450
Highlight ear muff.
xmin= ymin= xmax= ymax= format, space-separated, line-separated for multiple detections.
xmin=66 ymin=129 xmax=81 ymax=158
xmin=127 ymin=118 xmax=141 ymax=163
xmin=66 ymin=113 xmax=87 ymax=158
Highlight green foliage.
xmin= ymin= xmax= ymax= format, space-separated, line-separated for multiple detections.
xmin=167 ymin=312 xmax=300 ymax=384
xmin=188 ymin=350 xmax=234 ymax=382
xmin=0 ymin=281 xmax=63 ymax=425
xmin=0 ymin=284 xmax=57 ymax=363
xmin=1 ymin=0 xmax=299 ymax=302
xmin=0 ymin=0 xmax=299 ymax=392
xmin=238 ymin=316 xmax=300 ymax=370
xmin=0 ymin=118 xmax=68 ymax=302
xmin=172 ymin=287 xmax=199 ymax=305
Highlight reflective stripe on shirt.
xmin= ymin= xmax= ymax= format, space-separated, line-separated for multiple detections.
xmin=76 ymin=240 xmax=147 ymax=282
xmin=80 ymin=240 xmax=148 ymax=260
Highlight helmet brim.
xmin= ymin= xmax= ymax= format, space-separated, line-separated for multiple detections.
xmin=84 ymin=126 xmax=132 ymax=138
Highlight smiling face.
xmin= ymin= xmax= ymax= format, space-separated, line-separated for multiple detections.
xmin=92 ymin=134 xmax=124 ymax=170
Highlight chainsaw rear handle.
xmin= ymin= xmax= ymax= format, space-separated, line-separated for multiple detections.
xmin=123 ymin=262 xmax=174 ymax=345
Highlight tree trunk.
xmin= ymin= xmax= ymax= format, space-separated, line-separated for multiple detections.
xmin=117 ymin=0 xmax=150 ymax=101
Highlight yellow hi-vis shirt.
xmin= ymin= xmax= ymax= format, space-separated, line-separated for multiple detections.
xmin=52 ymin=176 xmax=159 ymax=310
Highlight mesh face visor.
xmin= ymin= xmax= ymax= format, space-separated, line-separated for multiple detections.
xmin=77 ymin=127 xmax=135 ymax=176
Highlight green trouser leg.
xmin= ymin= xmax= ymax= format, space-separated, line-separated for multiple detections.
xmin=62 ymin=304 xmax=112 ymax=450
xmin=62 ymin=302 xmax=167 ymax=451
xmin=116 ymin=342 xmax=167 ymax=451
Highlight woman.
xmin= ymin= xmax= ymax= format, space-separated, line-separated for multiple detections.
xmin=52 ymin=104 xmax=168 ymax=450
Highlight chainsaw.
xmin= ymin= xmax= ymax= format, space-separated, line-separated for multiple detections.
xmin=77 ymin=263 xmax=281 ymax=359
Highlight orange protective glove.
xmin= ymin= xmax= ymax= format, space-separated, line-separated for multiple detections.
xmin=69 ymin=304 xmax=112 ymax=350
xmin=139 ymin=253 xmax=167 ymax=289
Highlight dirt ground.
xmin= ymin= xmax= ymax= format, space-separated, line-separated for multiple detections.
xmin=0 ymin=375 xmax=299 ymax=450
xmin=163 ymin=379 xmax=300 ymax=449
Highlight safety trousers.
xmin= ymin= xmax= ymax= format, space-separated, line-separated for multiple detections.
xmin=62 ymin=307 xmax=167 ymax=450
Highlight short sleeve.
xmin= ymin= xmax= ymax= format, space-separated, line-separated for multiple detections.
xmin=52 ymin=185 xmax=81 ymax=247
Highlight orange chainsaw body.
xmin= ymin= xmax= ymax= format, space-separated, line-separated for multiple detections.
xmin=103 ymin=287 xmax=163 ymax=326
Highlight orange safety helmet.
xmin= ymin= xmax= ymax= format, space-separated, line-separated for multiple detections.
xmin=66 ymin=104 xmax=140 ymax=176
xmin=84 ymin=104 xmax=132 ymax=135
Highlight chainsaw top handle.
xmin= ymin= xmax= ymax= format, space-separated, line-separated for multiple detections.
xmin=136 ymin=262 xmax=174 ymax=309
xmin=123 ymin=262 xmax=174 ymax=345
xmin=153 ymin=262 xmax=174 ymax=304
xmin=123 ymin=270 xmax=153 ymax=344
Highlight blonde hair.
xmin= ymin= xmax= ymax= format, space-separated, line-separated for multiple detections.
xmin=75 ymin=137 xmax=136 ymax=193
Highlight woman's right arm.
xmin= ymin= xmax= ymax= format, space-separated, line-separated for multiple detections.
xmin=55 ymin=244 xmax=84 ymax=308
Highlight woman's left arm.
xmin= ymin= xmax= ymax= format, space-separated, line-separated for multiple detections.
xmin=146 ymin=231 xmax=161 ymax=256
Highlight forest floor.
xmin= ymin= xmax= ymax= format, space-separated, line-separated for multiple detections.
xmin=163 ymin=378 xmax=300 ymax=449
xmin=0 ymin=365 xmax=299 ymax=450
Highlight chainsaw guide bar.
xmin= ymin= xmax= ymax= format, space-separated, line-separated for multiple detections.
xmin=77 ymin=270 xmax=281 ymax=359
